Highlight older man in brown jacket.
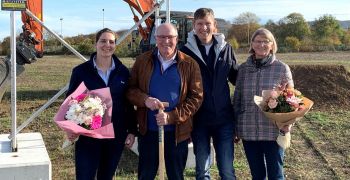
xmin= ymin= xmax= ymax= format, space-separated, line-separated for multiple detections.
xmin=127 ymin=23 xmax=203 ymax=180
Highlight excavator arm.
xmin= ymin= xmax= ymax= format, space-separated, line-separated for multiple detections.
xmin=0 ymin=0 xmax=43 ymax=101
xmin=123 ymin=0 xmax=155 ymax=42
xmin=17 ymin=0 xmax=43 ymax=64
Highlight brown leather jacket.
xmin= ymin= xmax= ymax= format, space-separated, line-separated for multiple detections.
xmin=127 ymin=49 xmax=203 ymax=143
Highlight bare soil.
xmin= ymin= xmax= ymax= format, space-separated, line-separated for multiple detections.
xmin=1 ymin=55 xmax=350 ymax=179
xmin=290 ymin=65 xmax=350 ymax=110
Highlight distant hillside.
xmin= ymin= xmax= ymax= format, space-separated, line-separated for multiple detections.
xmin=308 ymin=20 xmax=350 ymax=29
xmin=339 ymin=20 xmax=350 ymax=29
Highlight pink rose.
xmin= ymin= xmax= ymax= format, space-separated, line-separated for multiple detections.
xmin=268 ymin=98 xmax=278 ymax=109
xmin=91 ymin=115 xmax=102 ymax=130
xmin=75 ymin=93 xmax=88 ymax=102
xmin=270 ymin=90 xmax=279 ymax=99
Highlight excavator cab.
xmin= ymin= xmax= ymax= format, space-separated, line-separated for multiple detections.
xmin=133 ymin=11 xmax=193 ymax=53
xmin=161 ymin=11 xmax=194 ymax=49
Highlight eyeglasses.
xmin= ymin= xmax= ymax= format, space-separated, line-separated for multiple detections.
xmin=253 ymin=40 xmax=272 ymax=45
xmin=156 ymin=35 xmax=177 ymax=40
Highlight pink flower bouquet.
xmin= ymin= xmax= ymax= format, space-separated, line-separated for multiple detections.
xmin=254 ymin=88 xmax=314 ymax=149
xmin=54 ymin=82 xmax=114 ymax=148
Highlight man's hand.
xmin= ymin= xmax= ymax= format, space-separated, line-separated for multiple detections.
xmin=234 ymin=136 xmax=240 ymax=143
xmin=145 ymin=97 xmax=164 ymax=111
xmin=156 ymin=111 xmax=169 ymax=126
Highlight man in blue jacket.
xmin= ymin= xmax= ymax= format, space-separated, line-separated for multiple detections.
xmin=181 ymin=8 xmax=239 ymax=180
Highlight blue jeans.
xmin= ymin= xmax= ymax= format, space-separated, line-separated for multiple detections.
xmin=242 ymin=140 xmax=285 ymax=180
xmin=75 ymin=136 xmax=125 ymax=180
xmin=191 ymin=122 xmax=236 ymax=180
xmin=138 ymin=131 xmax=188 ymax=180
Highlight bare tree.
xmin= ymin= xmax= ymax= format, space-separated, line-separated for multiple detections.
xmin=233 ymin=12 xmax=260 ymax=44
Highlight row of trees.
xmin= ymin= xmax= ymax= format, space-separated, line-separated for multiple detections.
xmin=0 ymin=29 xmax=139 ymax=57
xmin=1 ymin=12 xmax=350 ymax=56
xmin=227 ymin=12 xmax=350 ymax=52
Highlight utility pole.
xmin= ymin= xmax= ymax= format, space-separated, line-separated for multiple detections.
xmin=102 ymin=9 xmax=105 ymax=28
xmin=59 ymin=18 xmax=63 ymax=37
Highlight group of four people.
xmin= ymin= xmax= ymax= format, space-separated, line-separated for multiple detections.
xmin=67 ymin=7 xmax=294 ymax=180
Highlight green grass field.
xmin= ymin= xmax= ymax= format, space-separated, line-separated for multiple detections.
xmin=0 ymin=52 xmax=349 ymax=179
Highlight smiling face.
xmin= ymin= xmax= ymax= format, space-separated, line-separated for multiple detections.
xmin=252 ymin=35 xmax=273 ymax=59
xmin=193 ymin=15 xmax=216 ymax=44
xmin=95 ymin=32 xmax=116 ymax=58
xmin=155 ymin=23 xmax=178 ymax=60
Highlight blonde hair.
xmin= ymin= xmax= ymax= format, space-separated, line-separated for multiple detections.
xmin=249 ymin=28 xmax=278 ymax=54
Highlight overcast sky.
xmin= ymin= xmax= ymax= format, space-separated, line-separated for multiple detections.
xmin=0 ymin=0 xmax=349 ymax=41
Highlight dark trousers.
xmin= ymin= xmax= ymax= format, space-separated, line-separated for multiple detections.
xmin=75 ymin=136 xmax=125 ymax=180
xmin=242 ymin=140 xmax=285 ymax=180
xmin=191 ymin=122 xmax=236 ymax=180
xmin=138 ymin=130 xmax=188 ymax=180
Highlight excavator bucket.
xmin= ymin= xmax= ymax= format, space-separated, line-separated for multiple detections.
xmin=21 ymin=0 xmax=43 ymax=56
xmin=17 ymin=0 xmax=43 ymax=65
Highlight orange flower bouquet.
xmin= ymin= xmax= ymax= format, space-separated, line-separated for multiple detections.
xmin=254 ymin=88 xmax=314 ymax=149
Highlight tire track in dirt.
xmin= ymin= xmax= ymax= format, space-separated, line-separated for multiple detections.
xmin=284 ymin=123 xmax=336 ymax=179
xmin=297 ymin=116 xmax=349 ymax=180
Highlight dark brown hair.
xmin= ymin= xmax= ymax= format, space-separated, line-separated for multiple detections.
xmin=194 ymin=8 xmax=215 ymax=21
xmin=95 ymin=28 xmax=116 ymax=43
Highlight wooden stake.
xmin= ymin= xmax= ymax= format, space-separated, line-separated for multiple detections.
xmin=158 ymin=102 xmax=169 ymax=180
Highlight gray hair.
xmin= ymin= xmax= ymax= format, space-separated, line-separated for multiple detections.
xmin=154 ymin=23 xmax=178 ymax=36
xmin=249 ymin=28 xmax=278 ymax=54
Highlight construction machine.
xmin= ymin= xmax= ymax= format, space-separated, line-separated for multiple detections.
xmin=125 ymin=0 xmax=229 ymax=53
xmin=0 ymin=0 xmax=43 ymax=101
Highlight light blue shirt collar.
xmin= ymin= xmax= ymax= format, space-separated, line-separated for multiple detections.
xmin=157 ymin=50 xmax=177 ymax=72
xmin=93 ymin=55 xmax=116 ymax=85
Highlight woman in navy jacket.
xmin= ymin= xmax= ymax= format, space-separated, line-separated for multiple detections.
xmin=66 ymin=28 xmax=137 ymax=180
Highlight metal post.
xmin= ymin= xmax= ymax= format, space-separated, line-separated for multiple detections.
xmin=60 ymin=18 xmax=63 ymax=37
xmin=247 ymin=22 xmax=250 ymax=45
xmin=166 ymin=0 xmax=170 ymax=23
xmin=155 ymin=0 xmax=160 ymax=26
xmin=102 ymin=9 xmax=104 ymax=28
xmin=10 ymin=11 xmax=17 ymax=152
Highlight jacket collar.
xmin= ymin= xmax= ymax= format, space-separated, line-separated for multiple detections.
xmin=185 ymin=30 xmax=227 ymax=63
xmin=246 ymin=54 xmax=276 ymax=68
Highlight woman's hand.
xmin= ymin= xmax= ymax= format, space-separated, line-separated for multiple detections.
xmin=280 ymin=124 xmax=293 ymax=133
xmin=125 ymin=134 xmax=135 ymax=148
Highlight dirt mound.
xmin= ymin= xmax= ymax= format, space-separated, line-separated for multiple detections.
xmin=290 ymin=65 xmax=350 ymax=110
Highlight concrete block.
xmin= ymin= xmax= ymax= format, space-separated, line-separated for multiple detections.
xmin=0 ymin=132 xmax=52 ymax=180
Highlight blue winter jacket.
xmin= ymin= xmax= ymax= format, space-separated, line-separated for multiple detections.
xmin=181 ymin=31 xmax=239 ymax=126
